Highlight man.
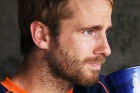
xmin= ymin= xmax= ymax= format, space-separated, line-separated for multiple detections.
xmin=0 ymin=0 xmax=113 ymax=93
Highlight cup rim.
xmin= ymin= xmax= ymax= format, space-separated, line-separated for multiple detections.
xmin=106 ymin=65 xmax=140 ymax=77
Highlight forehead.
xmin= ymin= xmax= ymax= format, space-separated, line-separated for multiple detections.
xmin=66 ymin=0 xmax=112 ymax=27
xmin=68 ymin=0 xmax=112 ymax=17
xmin=68 ymin=0 xmax=112 ymax=9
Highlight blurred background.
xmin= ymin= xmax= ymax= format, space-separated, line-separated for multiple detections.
xmin=0 ymin=0 xmax=140 ymax=80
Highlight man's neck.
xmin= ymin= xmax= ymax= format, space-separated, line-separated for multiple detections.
xmin=11 ymin=50 xmax=73 ymax=93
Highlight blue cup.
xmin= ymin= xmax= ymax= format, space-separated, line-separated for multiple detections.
xmin=105 ymin=66 xmax=140 ymax=93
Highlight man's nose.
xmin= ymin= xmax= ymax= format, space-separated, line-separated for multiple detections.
xmin=93 ymin=34 xmax=111 ymax=57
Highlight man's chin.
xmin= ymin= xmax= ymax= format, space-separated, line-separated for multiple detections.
xmin=75 ymin=72 xmax=99 ymax=86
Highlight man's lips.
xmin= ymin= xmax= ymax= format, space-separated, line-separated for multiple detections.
xmin=83 ymin=55 xmax=105 ymax=70
xmin=91 ymin=63 xmax=101 ymax=69
xmin=86 ymin=62 xmax=102 ymax=70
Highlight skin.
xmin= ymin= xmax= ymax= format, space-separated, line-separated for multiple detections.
xmin=57 ymin=0 xmax=112 ymax=84
xmin=11 ymin=0 xmax=112 ymax=93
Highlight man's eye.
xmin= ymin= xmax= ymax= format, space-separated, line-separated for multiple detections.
xmin=106 ymin=29 xmax=112 ymax=37
xmin=105 ymin=32 xmax=108 ymax=36
xmin=83 ymin=30 xmax=95 ymax=35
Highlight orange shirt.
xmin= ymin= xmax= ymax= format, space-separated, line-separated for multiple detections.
xmin=1 ymin=77 xmax=73 ymax=93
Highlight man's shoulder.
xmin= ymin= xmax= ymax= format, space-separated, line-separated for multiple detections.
xmin=73 ymin=75 xmax=110 ymax=93
xmin=0 ymin=83 xmax=10 ymax=93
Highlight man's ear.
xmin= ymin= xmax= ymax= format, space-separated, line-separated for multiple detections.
xmin=30 ymin=21 xmax=50 ymax=49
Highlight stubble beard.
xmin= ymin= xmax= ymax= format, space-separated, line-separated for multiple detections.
xmin=44 ymin=39 xmax=105 ymax=86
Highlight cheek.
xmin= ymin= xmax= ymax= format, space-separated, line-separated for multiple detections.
xmin=59 ymin=31 xmax=98 ymax=60
xmin=67 ymin=36 xmax=97 ymax=60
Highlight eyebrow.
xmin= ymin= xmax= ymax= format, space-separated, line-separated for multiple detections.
xmin=78 ymin=25 xmax=113 ymax=31
xmin=107 ymin=26 xmax=113 ymax=31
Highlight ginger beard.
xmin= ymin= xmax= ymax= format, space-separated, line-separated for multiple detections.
xmin=44 ymin=39 xmax=105 ymax=86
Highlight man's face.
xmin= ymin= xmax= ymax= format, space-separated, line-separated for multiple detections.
xmin=45 ymin=0 xmax=112 ymax=86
